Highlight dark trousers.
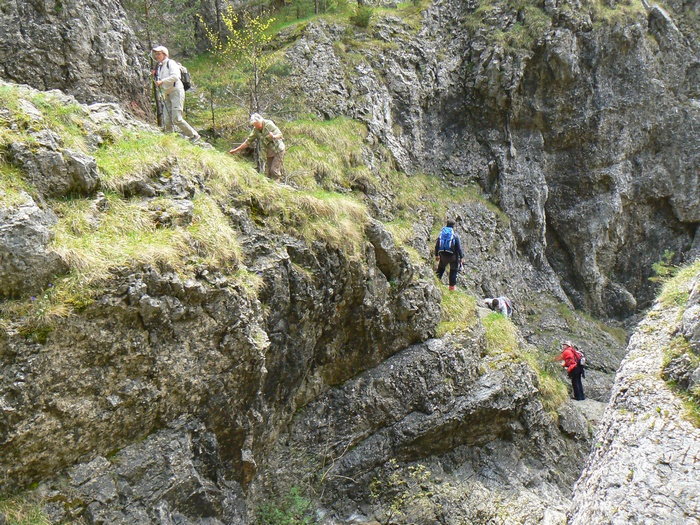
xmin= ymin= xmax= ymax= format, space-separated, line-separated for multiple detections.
xmin=568 ymin=366 xmax=585 ymax=400
xmin=436 ymin=252 xmax=459 ymax=286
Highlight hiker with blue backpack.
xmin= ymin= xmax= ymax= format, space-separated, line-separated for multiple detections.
xmin=434 ymin=220 xmax=464 ymax=291
xmin=555 ymin=340 xmax=586 ymax=401
xmin=151 ymin=46 xmax=201 ymax=144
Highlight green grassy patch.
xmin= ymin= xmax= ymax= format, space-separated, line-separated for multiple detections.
xmin=587 ymin=0 xmax=647 ymax=27
xmin=483 ymin=311 xmax=569 ymax=409
xmin=284 ymin=116 xmax=374 ymax=191
xmin=483 ymin=312 xmax=519 ymax=356
xmin=464 ymin=0 xmax=551 ymax=52
xmin=662 ymin=335 xmax=700 ymax=428
xmin=658 ymin=259 xmax=700 ymax=309
xmin=436 ymin=290 xmax=478 ymax=336
xmin=0 ymin=496 xmax=51 ymax=525
xmin=92 ymin=131 xmax=173 ymax=189
xmin=0 ymin=161 xmax=34 ymax=207
xmin=257 ymin=486 xmax=313 ymax=525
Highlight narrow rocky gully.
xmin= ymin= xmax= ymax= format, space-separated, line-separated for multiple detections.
xmin=2 ymin=0 xmax=700 ymax=522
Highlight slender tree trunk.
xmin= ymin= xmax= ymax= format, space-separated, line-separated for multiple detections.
xmin=210 ymin=89 xmax=215 ymax=129
xmin=145 ymin=0 xmax=163 ymax=126
xmin=215 ymin=0 xmax=222 ymax=41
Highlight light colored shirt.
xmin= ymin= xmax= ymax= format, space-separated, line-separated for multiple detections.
xmin=156 ymin=59 xmax=183 ymax=95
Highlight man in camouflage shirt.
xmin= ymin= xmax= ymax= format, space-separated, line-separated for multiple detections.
xmin=229 ymin=113 xmax=285 ymax=179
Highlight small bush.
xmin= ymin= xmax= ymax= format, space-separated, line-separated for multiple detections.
xmin=350 ymin=6 xmax=373 ymax=27
xmin=257 ymin=487 xmax=312 ymax=525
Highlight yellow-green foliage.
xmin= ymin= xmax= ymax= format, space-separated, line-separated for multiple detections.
xmin=392 ymin=174 xmax=498 ymax=226
xmin=370 ymin=460 xmax=436 ymax=522
xmin=0 ymin=81 xmax=382 ymax=331
xmin=0 ymin=497 xmax=51 ymax=525
xmin=662 ymin=335 xmax=700 ymax=427
xmin=384 ymin=219 xmax=423 ymax=265
xmin=520 ymin=348 xmax=570 ymax=411
xmin=436 ymin=290 xmax=478 ymax=336
xmin=586 ymin=0 xmax=647 ymax=27
xmin=0 ymin=84 xmax=87 ymax=150
xmin=536 ymin=367 xmax=569 ymax=411
xmin=0 ymin=162 xmax=32 ymax=207
xmin=482 ymin=312 xmax=519 ymax=356
xmin=249 ymin=186 xmax=368 ymax=252
xmin=92 ymin=131 xmax=174 ymax=189
xmin=284 ymin=117 xmax=375 ymax=191
xmin=658 ymin=258 xmax=700 ymax=309
xmin=481 ymin=312 xmax=568 ymax=409
xmin=464 ymin=0 xmax=551 ymax=51
xmin=53 ymin=194 xmax=190 ymax=275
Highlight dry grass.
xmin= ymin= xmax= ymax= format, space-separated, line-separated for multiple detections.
xmin=0 ymin=495 xmax=52 ymax=525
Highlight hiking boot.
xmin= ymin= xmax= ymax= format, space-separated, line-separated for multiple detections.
xmin=449 ymin=285 xmax=456 ymax=291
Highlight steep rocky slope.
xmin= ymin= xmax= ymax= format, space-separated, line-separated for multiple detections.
xmin=570 ymin=266 xmax=700 ymax=524
xmin=283 ymin=0 xmax=700 ymax=319
xmin=0 ymin=82 xmax=620 ymax=524
xmin=3 ymin=0 xmax=700 ymax=521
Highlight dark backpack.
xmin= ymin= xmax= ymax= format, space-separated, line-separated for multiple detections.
xmin=179 ymin=64 xmax=191 ymax=91
xmin=438 ymin=227 xmax=455 ymax=253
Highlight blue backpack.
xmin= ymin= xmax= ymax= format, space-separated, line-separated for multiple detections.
xmin=438 ymin=227 xmax=455 ymax=253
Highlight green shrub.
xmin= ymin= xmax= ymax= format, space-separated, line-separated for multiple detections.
xmin=257 ymin=487 xmax=312 ymax=525
xmin=350 ymin=6 xmax=373 ymax=27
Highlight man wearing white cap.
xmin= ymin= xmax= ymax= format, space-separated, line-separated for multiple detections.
xmin=151 ymin=46 xmax=200 ymax=143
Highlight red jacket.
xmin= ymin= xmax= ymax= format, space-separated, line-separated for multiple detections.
xmin=556 ymin=346 xmax=579 ymax=373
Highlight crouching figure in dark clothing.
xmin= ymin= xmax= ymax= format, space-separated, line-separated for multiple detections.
xmin=434 ymin=220 xmax=464 ymax=291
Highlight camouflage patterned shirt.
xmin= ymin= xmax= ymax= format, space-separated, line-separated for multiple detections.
xmin=245 ymin=119 xmax=285 ymax=155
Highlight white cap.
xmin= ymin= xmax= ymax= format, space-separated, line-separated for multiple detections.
xmin=152 ymin=45 xmax=169 ymax=57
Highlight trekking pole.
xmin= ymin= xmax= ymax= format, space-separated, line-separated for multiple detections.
xmin=157 ymin=85 xmax=173 ymax=130
xmin=148 ymin=53 xmax=164 ymax=127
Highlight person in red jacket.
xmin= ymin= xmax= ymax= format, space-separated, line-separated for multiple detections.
xmin=555 ymin=340 xmax=585 ymax=401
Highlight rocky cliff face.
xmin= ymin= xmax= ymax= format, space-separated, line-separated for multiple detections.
xmin=0 ymin=82 xmax=624 ymax=523
xmin=284 ymin=0 xmax=700 ymax=320
xmin=0 ymin=0 xmax=150 ymax=113
xmin=569 ymin=270 xmax=700 ymax=524
xmin=3 ymin=0 xmax=699 ymax=521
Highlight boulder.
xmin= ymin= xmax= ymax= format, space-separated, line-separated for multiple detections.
xmin=0 ymin=194 xmax=66 ymax=298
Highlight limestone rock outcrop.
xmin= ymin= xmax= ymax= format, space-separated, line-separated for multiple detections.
xmin=569 ymin=275 xmax=700 ymax=524
xmin=0 ymin=194 xmax=66 ymax=298
xmin=0 ymin=228 xmax=441 ymax=494
xmin=0 ymin=0 xmax=150 ymax=113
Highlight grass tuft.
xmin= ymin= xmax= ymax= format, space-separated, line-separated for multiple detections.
xmin=0 ymin=496 xmax=51 ymax=525
xmin=482 ymin=312 xmax=519 ymax=356
xmin=436 ymin=290 xmax=478 ymax=336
